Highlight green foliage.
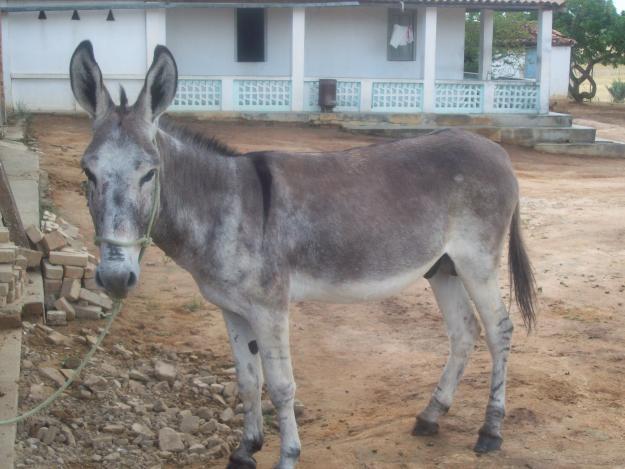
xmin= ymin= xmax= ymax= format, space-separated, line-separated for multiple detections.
xmin=555 ymin=0 xmax=625 ymax=101
xmin=607 ymin=79 xmax=625 ymax=103
xmin=12 ymin=101 xmax=31 ymax=120
xmin=465 ymin=11 xmax=535 ymax=75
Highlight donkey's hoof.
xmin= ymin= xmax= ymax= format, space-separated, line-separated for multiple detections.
xmin=227 ymin=453 xmax=257 ymax=469
xmin=412 ymin=417 xmax=439 ymax=436
xmin=473 ymin=431 xmax=503 ymax=453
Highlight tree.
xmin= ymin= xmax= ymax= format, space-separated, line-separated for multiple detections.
xmin=555 ymin=0 xmax=625 ymax=102
xmin=464 ymin=12 xmax=535 ymax=76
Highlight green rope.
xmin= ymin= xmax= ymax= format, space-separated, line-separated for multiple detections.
xmin=0 ymin=172 xmax=160 ymax=426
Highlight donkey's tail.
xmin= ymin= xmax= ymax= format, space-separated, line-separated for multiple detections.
xmin=508 ymin=202 xmax=537 ymax=332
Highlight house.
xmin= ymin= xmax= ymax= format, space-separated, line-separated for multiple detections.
xmin=0 ymin=0 xmax=564 ymax=117
xmin=491 ymin=26 xmax=574 ymax=99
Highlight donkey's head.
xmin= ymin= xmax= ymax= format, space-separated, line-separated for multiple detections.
xmin=70 ymin=40 xmax=178 ymax=298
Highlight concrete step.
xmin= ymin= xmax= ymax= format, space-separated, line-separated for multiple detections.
xmin=534 ymin=140 xmax=625 ymax=159
xmin=179 ymin=110 xmax=574 ymax=129
xmin=0 ymin=328 xmax=21 ymax=469
xmin=341 ymin=123 xmax=596 ymax=146
xmin=500 ymin=125 xmax=596 ymax=147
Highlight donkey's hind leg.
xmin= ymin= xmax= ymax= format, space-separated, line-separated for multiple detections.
xmin=223 ymin=310 xmax=264 ymax=469
xmin=454 ymin=262 xmax=513 ymax=454
xmin=413 ymin=269 xmax=481 ymax=436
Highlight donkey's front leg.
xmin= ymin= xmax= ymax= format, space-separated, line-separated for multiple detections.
xmin=250 ymin=309 xmax=301 ymax=469
xmin=223 ymin=310 xmax=264 ymax=469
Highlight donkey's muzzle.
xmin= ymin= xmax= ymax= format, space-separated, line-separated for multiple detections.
xmin=96 ymin=268 xmax=137 ymax=299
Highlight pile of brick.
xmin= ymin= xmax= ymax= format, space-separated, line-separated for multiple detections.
xmin=25 ymin=211 xmax=112 ymax=326
xmin=0 ymin=224 xmax=40 ymax=308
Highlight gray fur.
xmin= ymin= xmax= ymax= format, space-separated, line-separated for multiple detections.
xmin=70 ymin=41 xmax=536 ymax=467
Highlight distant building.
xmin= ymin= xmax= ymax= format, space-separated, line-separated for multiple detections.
xmin=492 ymin=26 xmax=574 ymax=99
xmin=1 ymin=0 xmax=563 ymax=116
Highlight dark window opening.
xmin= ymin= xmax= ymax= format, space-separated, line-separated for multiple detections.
xmin=237 ymin=8 xmax=265 ymax=62
xmin=387 ymin=9 xmax=416 ymax=62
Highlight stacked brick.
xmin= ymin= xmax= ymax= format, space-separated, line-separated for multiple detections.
xmin=25 ymin=211 xmax=113 ymax=326
xmin=0 ymin=223 xmax=39 ymax=308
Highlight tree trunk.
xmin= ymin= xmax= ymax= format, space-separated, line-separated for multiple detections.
xmin=569 ymin=62 xmax=597 ymax=103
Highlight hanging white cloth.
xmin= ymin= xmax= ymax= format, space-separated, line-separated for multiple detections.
xmin=390 ymin=24 xmax=414 ymax=49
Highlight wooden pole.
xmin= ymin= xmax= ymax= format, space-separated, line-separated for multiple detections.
xmin=0 ymin=162 xmax=30 ymax=248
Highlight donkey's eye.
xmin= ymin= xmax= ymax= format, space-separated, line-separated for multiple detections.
xmin=140 ymin=169 xmax=156 ymax=186
xmin=84 ymin=168 xmax=97 ymax=185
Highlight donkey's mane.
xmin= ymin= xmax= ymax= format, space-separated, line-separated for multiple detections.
xmin=159 ymin=117 xmax=240 ymax=157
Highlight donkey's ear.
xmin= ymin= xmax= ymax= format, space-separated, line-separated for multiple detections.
xmin=135 ymin=45 xmax=178 ymax=122
xmin=69 ymin=40 xmax=113 ymax=119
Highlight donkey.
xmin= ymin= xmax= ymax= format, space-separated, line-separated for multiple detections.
xmin=69 ymin=41 xmax=536 ymax=468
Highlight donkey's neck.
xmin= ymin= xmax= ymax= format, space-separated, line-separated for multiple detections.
xmin=150 ymin=125 xmax=251 ymax=270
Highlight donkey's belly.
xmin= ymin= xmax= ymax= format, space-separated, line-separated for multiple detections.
xmin=289 ymin=264 xmax=434 ymax=303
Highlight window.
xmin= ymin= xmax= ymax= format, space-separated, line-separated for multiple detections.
xmin=237 ymin=8 xmax=265 ymax=62
xmin=387 ymin=9 xmax=415 ymax=61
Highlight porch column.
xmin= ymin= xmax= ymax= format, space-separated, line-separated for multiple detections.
xmin=422 ymin=7 xmax=437 ymax=113
xmin=479 ymin=9 xmax=494 ymax=80
xmin=537 ymin=8 xmax=552 ymax=114
xmin=291 ymin=7 xmax=306 ymax=112
xmin=480 ymin=10 xmax=495 ymax=112
xmin=145 ymin=9 xmax=167 ymax=69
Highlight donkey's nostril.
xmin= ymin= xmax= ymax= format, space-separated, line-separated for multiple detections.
xmin=127 ymin=271 xmax=137 ymax=288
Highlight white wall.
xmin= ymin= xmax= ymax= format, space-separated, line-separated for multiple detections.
xmin=3 ymin=5 xmax=470 ymax=112
xmin=166 ymin=8 xmax=292 ymax=77
xmin=305 ymin=6 xmax=465 ymax=80
xmin=551 ymin=46 xmax=571 ymax=98
xmin=4 ymin=9 xmax=147 ymax=111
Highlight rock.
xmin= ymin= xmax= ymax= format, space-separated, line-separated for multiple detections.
xmin=294 ymin=399 xmax=305 ymax=418
xmin=154 ymin=360 xmax=177 ymax=383
xmin=103 ymin=452 xmax=120 ymax=461
xmin=39 ymin=367 xmax=66 ymax=387
xmin=42 ymin=426 xmax=59 ymax=445
xmin=212 ymin=393 xmax=228 ymax=407
xmin=35 ymin=427 xmax=48 ymax=441
xmin=91 ymin=435 xmax=114 ymax=449
xmin=131 ymin=423 xmax=155 ymax=439
xmin=61 ymin=356 xmax=81 ymax=369
xmin=180 ymin=415 xmax=200 ymax=434
xmin=223 ymin=382 xmax=238 ymax=399
xmin=220 ymin=407 xmax=235 ymax=423
xmin=152 ymin=381 xmax=170 ymax=393
xmin=102 ymin=424 xmax=124 ymax=434
xmin=199 ymin=419 xmax=218 ymax=435
xmin=60 ymin=425 xmax=76 ymax=446
xmin=46 ymin=310 xmax=67 ymax=326
xmin=197 ymin=375 xmax=217 ymax=385
xmin=129 ymin=369 xmax=150 ymax=383
xmin=210 ymin=383 xmax=224 ymax=394
xmin=153 ymin=399 xmax=167 ymax=413
xmin=158 ymin=427 xmax=184 ymax=452
xmin=84 ymin=374 xmax=107 ymax=391
xmin=29 ymin=384 xmax=54 ymax=402
xmin=196 ymin=407 xmax=214 ymax=420
xmin=204 ymin=435 xmax=226 ymax=449
xmin=189 ymin=443 xmax=205 ymax=453
xmin=46 ymin=331 xmax=71 ymax=346
xmin=113 ymin=343 xmax=133 ymax=359
xmin=262 ymin=400 xmax=275 ymax=415
xmin=179 ymin=409 xmax=193 ymax=419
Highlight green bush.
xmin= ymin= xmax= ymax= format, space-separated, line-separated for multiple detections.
xmin=607 ymin=80 xmax=625 ymax=103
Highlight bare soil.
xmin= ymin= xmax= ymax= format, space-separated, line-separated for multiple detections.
xmin=26 ymin=114 xmax=625 ymax=468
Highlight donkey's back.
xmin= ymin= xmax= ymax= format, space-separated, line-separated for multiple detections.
xmin=258 ymin=130 xmax=519 ymax=303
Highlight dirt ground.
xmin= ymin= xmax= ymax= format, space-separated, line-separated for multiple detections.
xmin=26 ymin=110 xmax=625 ymax=468
xmin=568 ymin=102 xmax=625 ymax=143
